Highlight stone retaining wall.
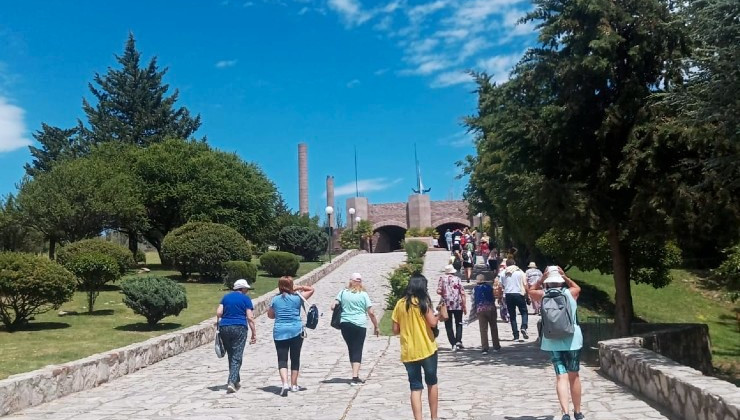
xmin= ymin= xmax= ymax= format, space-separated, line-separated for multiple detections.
xmin=0 ymin=249 xmax=362 ymax=417
xmin=599 ymin=325 xmax=740 ymax=420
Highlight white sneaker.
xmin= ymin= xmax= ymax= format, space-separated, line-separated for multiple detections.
xmin=291 ymin=385 xmax=301 ymax=392
xmin=452 ymin=344 xmax=457 ymax=352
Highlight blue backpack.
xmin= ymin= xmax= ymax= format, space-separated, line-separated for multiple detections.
xmin=298 ymin=292 xmax=319 ymax=330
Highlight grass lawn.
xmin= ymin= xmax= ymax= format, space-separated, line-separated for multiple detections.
xmin=379 ymin=308 xmax=395 ymax=336
xmin=0 ymin=252 xmax=323 ymax=380
xmin=568 ymin=267 xmax=739 ymax=382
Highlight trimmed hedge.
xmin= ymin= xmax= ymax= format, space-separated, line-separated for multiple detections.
xmin=404 ymin=240 xmax=428 ymax=259
xmin=222 ymin=260 xmax=258 ymax=289
xmin=0 ymin=252 xmax=77 ymax=331
xmin=61 ymin=252 xmax=120 ymax=313
xmin=57 ymin=239 xmax=135 ymax=276
xmin=161 ymin=222 xmax=251 ymax=280
xmin=259 ymin=251 xmax=300 ymax=277
xmin=277 ymin=226 xmax=328 ymax=261
xmin=120 ymin=276 xmax=188 ymax=326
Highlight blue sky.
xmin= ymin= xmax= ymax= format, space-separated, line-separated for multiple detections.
xmin=0 ymin=0 xmax=536 ymax=221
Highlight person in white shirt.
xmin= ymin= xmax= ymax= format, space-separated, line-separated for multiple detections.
xmin=525 ymin=262 xmax=543 ymax=315
xmin=500 ymin=259 xmax=529 ymax=341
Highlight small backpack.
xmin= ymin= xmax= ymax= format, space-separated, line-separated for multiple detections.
xmin=462 ymin=250 xmax=471 ymax=262
xmin=298 ymin=291 xmax=319 ymax=330
xmin=541 ymin=288 xmax=575 ymax=339
xmin=452 ymin=256 xmax=462 ymax=270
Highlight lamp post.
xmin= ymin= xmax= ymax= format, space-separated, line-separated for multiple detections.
xmin=325 ymin=206 xmax=334 ymax=262
xmin=349 ymin=207 xmax=356 ymax=232
xmin=355 ymin=216 xmax=362 ymax=250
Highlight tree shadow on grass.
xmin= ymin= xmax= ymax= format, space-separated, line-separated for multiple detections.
xmin=62 ymin=309 xmax=115 ymax=316
xmin=0 ymin=322 xmax=71 ymax=332
xmin=114 ymin=322 xmax=181 ymax=332
xmin=575 ymin=282 xmax=616 ymax=317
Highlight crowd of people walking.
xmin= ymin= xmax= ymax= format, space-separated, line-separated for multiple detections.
xmin=214 ymin=232 xmax=585 ymax=420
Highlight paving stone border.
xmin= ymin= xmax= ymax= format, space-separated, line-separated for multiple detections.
xmin=599 ymin=324 xmax=740 ymax=420
xmin=0 ymin=249 xmax=362 ymax=417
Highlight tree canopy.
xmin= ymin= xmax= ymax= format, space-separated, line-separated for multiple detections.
xmin=464 ymin=0 xmax=692 ymax=335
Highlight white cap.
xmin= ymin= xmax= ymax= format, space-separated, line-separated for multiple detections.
xmin=233 ymin=279 xmax=253 ymax=290
xmin=444 ymin=265 xmax=456 ymax=274
xmin=350 ymin=273 xmax=362 ymax=282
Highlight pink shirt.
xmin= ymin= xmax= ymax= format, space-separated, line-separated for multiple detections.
xmin=438 ymin=275 xmax=464 ymax=311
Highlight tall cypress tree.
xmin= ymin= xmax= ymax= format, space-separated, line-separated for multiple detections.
xmin=24 ymin=122 xmax=84 ymax=177
xmin=82 ymin=33 xmax=201 ymax=147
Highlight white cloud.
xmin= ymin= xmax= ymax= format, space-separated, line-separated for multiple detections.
xmin=298 ymin=6 xmax=309 ymax=15
xmin=476 ymin=52 xmax=520 ymax=83
xmin=374 ymin=68 xmax=389 ymax=76
xmin=438 ymin=131 xmax=473 ymax=148
xmin=330 ymin=177 xmax=404 ymax=197
xmin=215 ymin=59 xmax=238 ymax=68
xmin=431 ymin=70 xmax=473 ymax=88
xmin=328 ymin=0 xmax=372 ymax=26
xmin=346 ymin=79 xmax=361 ymax=88
xmin=407 ymin=0 xmax=449 ymax=23
xmin=243 ymin=1 xmax=254 ymax=6
xmin=0 ymin=96 xmax=31 ymax=153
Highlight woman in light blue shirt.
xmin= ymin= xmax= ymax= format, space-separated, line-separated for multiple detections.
xmin=267 ymin=276 xmax=314 ymax=397
xmin=529 ymin=266 xmax=584 ymax=420
xmin=330 ymin=272 xmax=379 ymax=385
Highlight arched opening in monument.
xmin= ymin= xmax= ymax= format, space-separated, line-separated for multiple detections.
xmin=435 ymin=222 xmax=469 ymax=250
xmin=373 ymin=225 xmax=407 ymax=253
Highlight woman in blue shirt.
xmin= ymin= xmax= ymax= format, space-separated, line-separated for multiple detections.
xmin=216 ymin=279 xmax=257 ymax=394
xmin=529 ymin=266 xmax=584 ymax=420
xmin=330 ymin=272 xmax=379 ymax=385
xmin=267 ymin=276 xmax=315 ymax=397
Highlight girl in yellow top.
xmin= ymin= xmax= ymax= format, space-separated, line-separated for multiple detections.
xmin=392 ymin=275 xmax=440 ymax=420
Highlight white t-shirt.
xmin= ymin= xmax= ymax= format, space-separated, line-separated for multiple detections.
xmin=501 ymin=268 xmax=526 ymax=295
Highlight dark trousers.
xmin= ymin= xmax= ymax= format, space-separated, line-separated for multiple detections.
xmin=505 ymin=293 xmax=529 ymax=339
xmin=477 ymin=308 xmax=500 ymax=350
xmin=275 ymin=335 xmax=303 ymax=370
xmin=444 ymin=309 xmax=464 ymax=346
xmin=220 ymin=325 xmax=247 ymax=385
xmin=488 ymin=259 xmax=498 ymax=271
xmin=340 ymin=322 xmax=366 ymax=364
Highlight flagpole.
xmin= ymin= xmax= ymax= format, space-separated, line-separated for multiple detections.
xmin=354 ymin=145 xmax=359 ymax=197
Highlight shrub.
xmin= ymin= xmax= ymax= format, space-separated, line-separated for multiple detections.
xmin=222 ymin=260 xmax=258 ymax=289
xmin=61 ymin=252 xmax=120 ymax=313
xmin=715 ymin=243 xmax=740 ymax=302
xmin=135 ymin=249 xmax=147 ymax=264
xmin=406 ymin=227 xmax=439 ymax=239
xmin=260 ymin=251 xmax=300 ymax=277
xmin=277 ymin=226 xmax=328 ymax=261
xmin=0 ymin=252 xmax=77 ymax=331
xmin=57 ymin=239 xmax=135 ymax=276
xmin=340 ymin=228 xmax=361 ymax=250
xmin=405 ymin=240 xmax=428 ymax=259
xmin=386 ymin=267 xmax=411 ymax=310
xmin=161 ymin=222 xmax=251 ymax=280
xmin=120 ymin=276 xmax=188 ymax=326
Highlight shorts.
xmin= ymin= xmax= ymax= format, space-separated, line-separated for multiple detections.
xmin=550 ymin=350 xmax=581 ymax=375
xmin=452 ymin=244 xmax=461 ymax=252
xmin=463 ymin=261 xmax=473 ymax=268
xmin=403 ymin=352 xmax=438 ymax=391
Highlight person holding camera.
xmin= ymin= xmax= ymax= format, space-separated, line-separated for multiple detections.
xmin=529 ymin=266 xmax=584 ymax=420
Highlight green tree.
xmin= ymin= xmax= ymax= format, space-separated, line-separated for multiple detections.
xmin=83 ymin=33 xmax=201 ymax=147
xmin=464 ymin=0 xmax=687 ymax=335
xmin=16 ymin=155 xmax=146 ymax=259
xmin=135 ymin=139 xmax=278 ymax=257
xmin=0 ymin=194 xmax=44 ymax=252
xmin=24 ymin=122 xmax=86 ymax=177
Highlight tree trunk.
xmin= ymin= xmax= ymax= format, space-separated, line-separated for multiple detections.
xmin=607 ymin=225 xmax=633 ymax=336
xmin=48 ymin=237 xmax=56 ymax=260
xmin=128 ymin=231 xmax=138 ymax=260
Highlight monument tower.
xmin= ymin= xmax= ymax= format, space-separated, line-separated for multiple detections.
xmin=298 ymin=143 xmax=309 ymax=215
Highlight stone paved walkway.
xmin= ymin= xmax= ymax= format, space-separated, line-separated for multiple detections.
xmin=8 ymin=252 xmax=675 ymax=420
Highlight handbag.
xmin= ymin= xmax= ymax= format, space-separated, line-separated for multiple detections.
xmin=436 ymin=302 xmax=449 ymax=322
xmin=214 ymin=326 xmax=226 ymax=358
xmin=331 ymin=290 xmax=344 ymax=329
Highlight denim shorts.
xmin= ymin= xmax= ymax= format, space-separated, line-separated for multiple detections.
xmin=550 ymin=350 xmax=581 ymax=375
xmin=403 ymin=352 xmax=438 ymax=391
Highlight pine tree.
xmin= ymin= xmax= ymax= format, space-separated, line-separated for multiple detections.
xmin=24 ymin=123 xmax=84 ymax=177
xmin=82 ymin=33 xmax=201 ymax=147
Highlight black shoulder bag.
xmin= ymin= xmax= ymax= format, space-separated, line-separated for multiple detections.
xmin=331 ymin=290 xmax=344 ymax=329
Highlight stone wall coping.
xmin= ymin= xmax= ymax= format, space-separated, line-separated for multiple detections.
xmin=0 ymin=249 xmax=363 ymax=417
xmin=599 ymin=325 xmax=740 ymax=420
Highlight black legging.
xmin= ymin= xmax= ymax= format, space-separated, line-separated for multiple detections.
xmin=274 ymin=335 xmax=303 ymax=370
xmin=340 ymin=322 xmax=366 ymax=363
xmin=444 ymin=309 xmax=464 ymax=346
